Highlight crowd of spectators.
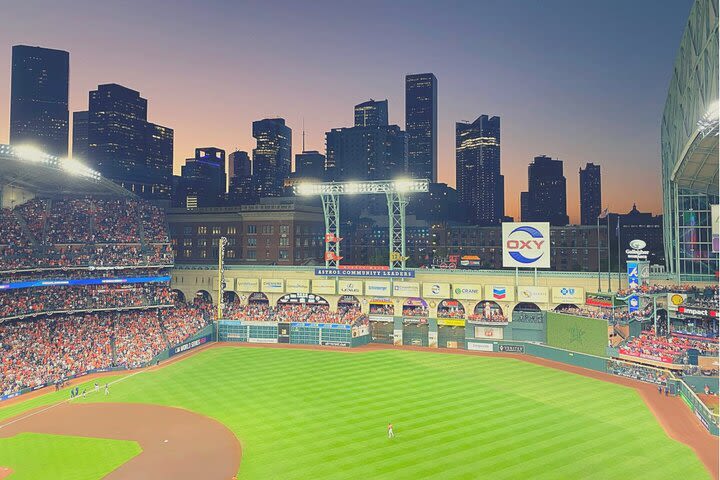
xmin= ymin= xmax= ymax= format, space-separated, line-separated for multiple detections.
xmin=0 ymin=284 xmax=173 ymax=320
xmin=437 ymin=308 xmax=465 ymax=319
xmin=555 ymin=305 xmax=653 ymax=322
xmin=0 ymin=302 xmax=212 ymax=397
xmin=0 ymin=196 xmax=172 ymax=271
xmin=620 ymin=330 xmax=719 ymax=363
xmin=222 ymin=303 xmax=367 ymax=325
xmin=617 ymin=284 xmax=718 ymax=298
xmin=606 ymin=359 xmax=668 ymax=385
xmin=369 ymin=304 xmax=394 ymax=316
xmin=467 ymin=311 xmax=508 ymax=323
xmin=402 ymin=306 xmax=429 ymax=318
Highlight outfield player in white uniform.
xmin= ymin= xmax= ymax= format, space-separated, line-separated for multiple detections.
xmin=387 ymin=423 xmax=394 ymax=439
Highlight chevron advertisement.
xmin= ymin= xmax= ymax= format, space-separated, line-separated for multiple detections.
xmin=502 ymin=222 xmax=551 ymax=268
xmin=551 ymin=287 xmax=585 ymax=304
xmin=261 ymin=279 xmax=284 ymax=293
xmin=485 ymin=285 xmax=514 ymax=302
xmin=422 ymin=282 xmax=450 ymax=298
xmin=452 ymin=284 xmax=483 ymax=300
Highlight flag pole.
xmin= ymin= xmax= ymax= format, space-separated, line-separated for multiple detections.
xmin=606 ymin=216 xmax=611 ymax=292
xmin=596 ymin=216 xmax=601 ymax=291
xmin=616 ymin=216 xmax=622 ymax=289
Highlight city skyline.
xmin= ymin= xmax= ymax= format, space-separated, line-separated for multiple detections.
xmin=0 ymin=0 xmax=693 ymax=222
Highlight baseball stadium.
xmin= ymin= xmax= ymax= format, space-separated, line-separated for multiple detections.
xmin=1 ymin=3 xmax=719 ymax=480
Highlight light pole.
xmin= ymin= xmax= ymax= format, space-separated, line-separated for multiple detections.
xmin=216 ymin=236 xmax=227 ymax=342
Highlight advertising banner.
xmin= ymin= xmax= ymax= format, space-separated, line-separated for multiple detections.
xmin=619 ymin=348 xmax=674 ymax=364
xmin=437 ymin=318 xmax=466 ymax=327
xmin=502 ymin=222 xmax=551 ymax=268
xmin=551 ymin=287 xmax=585 ymax=304
xmin=338 ymin=280 xmax=363 ymax=295
xmin=516 ymin=286 xmax=549 ymax=304
xmin=247 ymin=337 xmax=278 ymax=344
xmin=365 ymin=281 xmax=391 ymax=296
xmin=315 ymin=268 xmax=414 ymax=278
xmin=277 ymin=322 xmax=290 ymax=343
xmin=428 ymin=330 xmax=438 ymax=348
xmin=485 ymin=285 xmax=515 ymax=302
xmin=586 ymin=293 xmax=623 ymax=308
xmin=474 ymin=326 xmax=504 ymax=340
xmin=627 ymin=261 xmax=639 ymax=289
xmin=677 ymin=306 xmax=717 ymax=318
xmin=422 ymin=282 xmax=450 ymax=298
xmin=627 ymin=294 xmax=640 ymax=313
xmin=392 ymin=282 xmax=420 ymax=297
xmin=0 ymin=275 xmax=171 ymax=291
xmin=667 ymin=293 xmax=687 ymax=311
xmin=351 ymin=325 xmax=370 ymax=337
xmin=369 ymin=315 xmax=394 ymax=322
xmin=312 ymin=279 xmax=336 ymax=295
xmin=261 ymin=279 xmax=284 ymax=293
xmin=236 ymin=278 xmax=259 ymax=292
xmin=285 ymin=279 xmax=310 ymax=293
xmin=467 ymin=342 xmax=494 ymax=352
xmin=169 ymin=334 xmax=211 ymax=356
xmin=452 ymin=284 xmax=483 ymax=300
xmin=499 ymin=345 xmax=525 ymax=353
xmin=393 ymin=329 xmax=403 ymax=346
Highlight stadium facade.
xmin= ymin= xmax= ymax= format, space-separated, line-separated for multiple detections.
xmin=661 ymin=0 xmax=719 ymax=281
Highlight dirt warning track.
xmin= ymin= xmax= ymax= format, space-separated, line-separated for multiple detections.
xmin=0 ymin=403 xmax=240 ymax=479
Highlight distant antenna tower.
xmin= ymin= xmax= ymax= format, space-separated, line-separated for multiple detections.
xmin=302 ymin=118 xmax=306 ymax=152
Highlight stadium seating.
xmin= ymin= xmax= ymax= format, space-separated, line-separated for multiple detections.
xmin=222 ymin=303 xmax=367 ymax=325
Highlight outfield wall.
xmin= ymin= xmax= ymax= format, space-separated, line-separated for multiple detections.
xmin=218 ymin=320 xmax=371 ymax=347
xmin=546 ymin=312 xmax=608 ymax=357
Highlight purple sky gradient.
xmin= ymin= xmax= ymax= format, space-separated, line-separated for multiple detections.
xmin=0 ymin=0 xmax=692 ymax=222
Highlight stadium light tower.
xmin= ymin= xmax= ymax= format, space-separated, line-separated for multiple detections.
xmin=217 ymin=237 xmax=228 ymax=339
xmin=294 ymin=179 xmax=429 ymax=269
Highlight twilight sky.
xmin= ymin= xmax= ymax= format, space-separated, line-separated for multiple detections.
xmin=0 ymin=0 xmax=692 ymax=223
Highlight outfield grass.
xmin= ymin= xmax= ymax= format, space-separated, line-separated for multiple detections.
xmin=0 ymin=347 xmax=711 ymax=479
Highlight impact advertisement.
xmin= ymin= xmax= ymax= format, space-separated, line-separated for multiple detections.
xmin=452 ymin=284 xmax=483 ymax=300
xmin=485 ymin=285 xmax=515 ymax=302
xmin=422 ymin=282 xmax=450 ymax=298
xmin=502 ymin=222 xmax=551 ymax=268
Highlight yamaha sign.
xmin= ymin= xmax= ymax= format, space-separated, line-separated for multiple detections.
xmin=502 ymin=222 xmax=550 ymax=268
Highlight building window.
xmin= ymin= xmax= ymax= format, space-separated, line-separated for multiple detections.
xmin=279 ymin=249 xmax=288 ymax=260
xmin=248 ymin=237 xmax=257 ymax=246
xmin=184 ymin=249 xmax=192 ymax=257
xmin=266 ymin=249 xmax=271 ymax=258
xmin=227 ymin=226 xmax=237 ymax=235
xmin=280 ymin=237 xmax=289 ymax=246
xmin=212 ymin=238 xmax=219 ymax=247
xmin=247 ymin=249 xmax=256 ymax=260
xmin=198 ymin=238 xmax=207 ymax=247
xmin=198 ymin=226 xmax=207 ymax=235
xmin=183 ymin=226 xmax=192 ymax=235
xmin=247 ymin=225 xmax=257 ymax=234
xmin=183 ymin=239 xmax=192 ymax=247
xmin=227 ymin=249 xmax=236 ymax=258
xmin=200 ymin=250 xmax=207 ymax=258
xmin=228 ymin=238 xmax=236 ymax=246
xmin=212 ymin=226 xmax=221 ymax=235
xmin=261 ymin=225 xmax=274 ymax=235
xmin=280 ymin=225 xmax=289 ymax=234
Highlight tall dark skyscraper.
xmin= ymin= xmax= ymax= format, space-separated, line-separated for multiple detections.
xmin=354 ymin=100 xmax=388 ymax=127
xmin=455 ymin=115 xmax=504 ymax=225
xmin=10 ymin=45 xmax=69 ymax=157
xmin=579 ymin=162 xmax=602 ymax=225
xmin=228 ymin=150 xmax=254 ymax=204
xmin=405 ymin=73 xmax=437 ymax=182
xmin=252 ymin=118 xmax=292 ymax=197
xmin=522 ymin=155 xmax=569 ymax=226
xmin=176 ymin=147 xmax=226 ymax=208
xmin=75 ymin=83 xmax=173 ymax=198
xmin=326 ymin=125 xmax=407 ymax=181
xmin=71 ymin=111 xmax=88 ymax=160
xmin=295 ymin=150 xmax=326 ymax=180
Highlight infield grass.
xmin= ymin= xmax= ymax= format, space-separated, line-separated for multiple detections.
xmin=0 ymin=347 xmax=711 ymax=479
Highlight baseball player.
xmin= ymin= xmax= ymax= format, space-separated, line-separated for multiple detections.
xmin=387 ymin=423 xmax=394 ymax=439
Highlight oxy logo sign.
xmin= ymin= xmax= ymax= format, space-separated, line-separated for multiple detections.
xmin=502 ymin=222 xmax=550 ymax=268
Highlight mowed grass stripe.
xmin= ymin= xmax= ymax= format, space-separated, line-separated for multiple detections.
xmin=2 ymin=347 xmax=709 ymax=479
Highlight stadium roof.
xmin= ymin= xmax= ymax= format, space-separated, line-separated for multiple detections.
xmin=0 ymin=144 xmax=134 ymax=198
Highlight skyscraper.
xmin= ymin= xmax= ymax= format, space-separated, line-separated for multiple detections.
xmin=76 ymin=83 xmax=173 ymax=198
xmin=354 ymin=100 xmax=388 ymax=127
xmin=252 ymin=118 xmax=292 ymax=197
xmin=228 ymin=150 xmax=254 ymax=204
xmin=579 ymin=162 xmax=602 ymax=225
xmin=455 ymin=115 xmax=504 ymax=225
xmin=176 ymin=147 xmax=226 ymax=208
xmin=71 ymin=111 xmax=88 ymax=160
xmin=522 ymin=155 xmax=569 ymax=226
xmin=325 ymin=125 xmax=407 ymax=181
xmin=405 ymin=73 xmax=437 ymax=182
xmin=10 ymin=45 xmax=69 ymax=157
xmin=295 ymin=150 xmax=326 ymax=180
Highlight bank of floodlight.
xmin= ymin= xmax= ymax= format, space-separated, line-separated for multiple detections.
xmin=294 ymin=179 xmax=429 ymax=196
xmin=60 ymin=157 xmax=102 ymax=180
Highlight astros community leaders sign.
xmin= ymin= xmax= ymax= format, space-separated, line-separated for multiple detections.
xmin=502 ymin=222 xmax=550 ymax=269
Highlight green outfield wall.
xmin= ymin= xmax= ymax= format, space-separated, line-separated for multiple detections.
xmin=546 ymin=312 xmax=608 ymax=357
